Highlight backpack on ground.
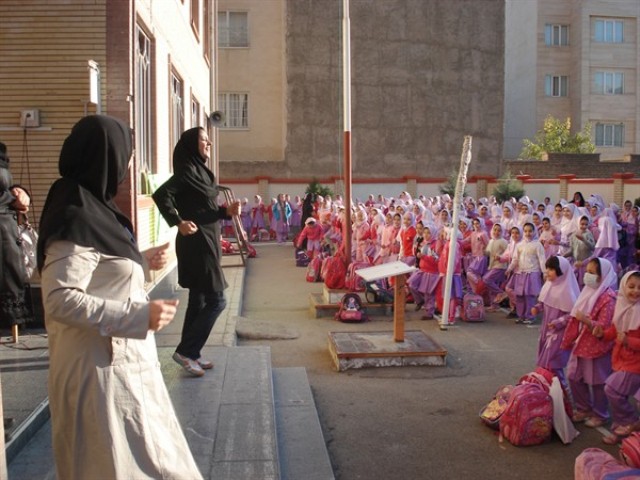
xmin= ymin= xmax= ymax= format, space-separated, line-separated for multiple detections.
xmin=499 ymin=382 xmax=553 ymax=447
xmin=323 ymin=255 xmax=347 ymax=290
xmin=461 ymin=293 xmax=485 ymax=322
xmin=575 ymin=448 xmax=640 ymax=480
xmin=365 ymin=279 xmax=394 ymax=304
xmin=621 ymin=433 xmax=640 ymax=469
xmin=345 ymin=261 xmax=369 ymax=292
xmin=479 ymin=384 xmax=515 ymax=430
xmin=335 ymin=293 xmax=368 ymax=323
xmin=296 ymin=250 xmax=310 ymax=267
xmin=306 ymin=255 xmax=323 ymax=282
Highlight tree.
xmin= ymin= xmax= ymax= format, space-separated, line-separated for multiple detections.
xmin=439 ymin=170 xmax=467 ymax=197
xmin=492 ymin=170 xmax=525 ymax=204
xmin=305 ymin=178 xmax=333 ymax=199
xmin=520 ymin=116 xmax=595 ymax=160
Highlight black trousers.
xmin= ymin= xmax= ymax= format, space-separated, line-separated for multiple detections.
xmin=176 ymin=290 xmax=226 ymax=359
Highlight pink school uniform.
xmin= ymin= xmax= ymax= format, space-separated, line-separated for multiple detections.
xmin=465 ymin=221 xmax=490 ymax=294
xmin=535 ymin=256 xmax=580 ymax=390
xmin=594 ymin=208 xmax=620 ymax=270
xmin=482 ymin=225 xmax=509 ymax=309
xmin=561 ymin=258 xmax=618 ymax=425
xmin=598 ymin=270 xmax=640 ymax=437
xmin=297 ymin=218 xmax=324 ymax=258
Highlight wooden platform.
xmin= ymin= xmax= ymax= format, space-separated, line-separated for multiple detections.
xmin=327 ymin=330 xmax=447 ymax=371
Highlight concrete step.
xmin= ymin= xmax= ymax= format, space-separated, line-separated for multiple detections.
xmin=273 ymin=368 xmax=335 ymax=480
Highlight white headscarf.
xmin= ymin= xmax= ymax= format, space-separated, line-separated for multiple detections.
xmin=595 ymin=208 xmax=620 ymax=249
xmin=570 ymin=258 xmax=617 ymax=318
xmin=538 ymin=256 xmax=580 ymax=313
xmin=613 ymin=271 xmax=640 ymax=333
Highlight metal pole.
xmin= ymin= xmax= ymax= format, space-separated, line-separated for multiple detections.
xmin=342 ymin=0 xmax=352 ymax=264
xmin=440 ymin=136 xmax=472 ymax=330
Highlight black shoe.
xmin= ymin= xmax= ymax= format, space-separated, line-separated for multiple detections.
xmin=414 ymin=302 xmax=424 ymax=311
xmin=506 ymin=310 xmax=518 ymax=319
xmin=499 ymin=298 xmax=510 ymax=308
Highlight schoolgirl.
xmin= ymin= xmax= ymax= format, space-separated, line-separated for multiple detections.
xmin=465 ymin=217 xmax=490 ymax=295
xmin=500 ymin=226 xmax=523 ymax=317
xmin=296 ymin=217 xmax=324 ymax=259
xmin=619 ymin=201 xmax=639 ymax=269
xmin=505 ymin=222 xmax=546 ymax=324
xmin=376 ymin=212 xmax=401 ymax=264
xmin=550 ymin=203 xmax=564 ymax=228
xmin=568 ymin=215 xmax=595 ymax=288
xmin=594 ymin=208 xmax=620 ymax=269
xmin=532 ymin=256 xmax=580 ymax=390
xmin=561 ymin=257 xmax=618 ymax=428
xmin=500 ymin=202 xmax=516 ymax=239
xmin=250 ymin=194 xmax=267 ymax=241
xmin=289 ymin=195 xmax=302 ymax=235
xmin=407 ymin=224 xmax=440 ymax=319
xmin=483 ymin=223 xmax=509 ymax=311
xmin=397 ymin=211 xmax=417 ymax=266
xmin=352 ymin=208 xmax=371 ymax=263
xmin=556 ymin=203 xmax=578 ymax=257
xmin=272 ymin=193 xmax=292 ymax=244
xmin=240 ymin=197 xmax=252 ymax=234
xmin=593 ymin=270 xmax=640 ymax=444
xmin=435 ymin=227 xmax=464 ymax=323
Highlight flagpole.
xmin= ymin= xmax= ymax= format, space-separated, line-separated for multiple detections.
xmin=440 ymin=136 xmax=472 ymax=330
xmin=342 ymin=0 xmax=353 ymax=265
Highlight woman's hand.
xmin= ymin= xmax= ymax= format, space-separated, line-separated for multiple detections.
xmin=178 ymin=220 xmax=198 ymax=236
xmin=592 ymin=325 xmax=604 ymax=338
xmin=144 ymin=242 xmax=170 ymax=271
xmin=227 ymin=201 xmax=241 ymax=216
xmin=148 ymin=299 xmax=179 ymax=332
xmin=10 ymin=187 xmax=30 ymax=213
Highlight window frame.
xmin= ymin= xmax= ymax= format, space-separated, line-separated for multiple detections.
xmin=169 ymin=68 xmax=185 ymax=165
xmin=544 ymin=24 xmax=569 ymax=46
xmin=217 ymin=92 xmax=249 ymax=129
xmin=594 ymin=18 xmax=624 ymax=43
xmin=544 ymin=74 xmax=568 ymax=97
xmin=191 ymin=0 xmax=201 ymax=40
xmin=134 ymin=24 xmax=155 ymax=193
xmin=218 ymin=10 xmax=249 ymax=48
xmin=595 ymin=123 xmax=624 ymax=147
xmin=594 ymin=71 xmax=624 ymax=95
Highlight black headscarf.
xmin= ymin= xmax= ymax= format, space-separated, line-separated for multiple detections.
xmin=37 ymin=115 xmax=142 ymax=270
xmin=0 ymin=157 xmax=15 ymax=209
xmin=172 ymin=127 xmax=218 ymax=199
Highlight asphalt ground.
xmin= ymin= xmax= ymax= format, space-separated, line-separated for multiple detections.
xmin=238 ymin=242 xmax=622 ymax=480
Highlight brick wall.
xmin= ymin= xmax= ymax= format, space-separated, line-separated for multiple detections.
xmin=505 ymin=153 xmax=640 ymax=178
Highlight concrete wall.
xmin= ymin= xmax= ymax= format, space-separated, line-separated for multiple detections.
xmin=219 ymin=0 xmax=505 ymax=181
xmin=505 ymin=153 xmax=640 ymax=177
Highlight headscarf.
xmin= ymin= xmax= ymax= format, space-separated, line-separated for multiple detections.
xmin=37 ymin=115 xmax=142 ymax=270
xmin=0 ymin=156 xmax=15 ymax=208
xmin=613 ymin=271 xmax=640 ymax=333
xmin=570 ymin=258 xmax=617 ymax=318
xmin=595 ymin=208 xmax=620 ymax=249
xmin=538 ymin=256 xmax=580 ymax=312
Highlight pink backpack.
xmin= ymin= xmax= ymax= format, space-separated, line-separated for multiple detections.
xmin=323 ymin=256 xmax=347 ymax=290
xmin=306 ymin=256 xmax=323 ymax=282
xmin=345 ymin=261 xmax=368 ymax=292
xmin=499 ymin=382 xmax=553 ymax=446
xmin=335 ymin=293 xmax=368 ymax=323
xmin=575 ymin=448 xmax=640 ymax=480
xmin=461 ymin=293 xmax=485 ymax=322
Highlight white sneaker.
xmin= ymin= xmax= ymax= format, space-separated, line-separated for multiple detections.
xmin=172 ymin=352 xmax=205 ymax=377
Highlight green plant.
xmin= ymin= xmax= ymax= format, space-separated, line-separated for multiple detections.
xmin=492 ymin=170 xmax=525 ymax=204
xmin=635 ymin=197 xmax=640 ymax=208
xmin=439 ymin=170 xmax=468 ymax=197
xmin=520 ymin=116 xmax=595 ymax=160
xmin=305 ymin=178 xmax=333 ymax=199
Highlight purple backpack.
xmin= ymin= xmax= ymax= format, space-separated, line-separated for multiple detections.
xmin=461 ymin=293 xmax=485 ymax=322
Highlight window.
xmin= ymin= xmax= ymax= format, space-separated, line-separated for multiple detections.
xmin=203 ymin=0 xmax=211 ymax=61
xmin=594 ymin=72 xmax=624 ymax=95
xmin=544 ymin=75 xmax=568 ymax=97
xmin=545 ymin=24 xmax=569 ymax=46
xmin=170 ymin=71 xmax=184 ymax=158
xmin=191 ymin=0 xmax=200 ymax=38
xmin=594 ymin=19 xmax=623 ymax=43
xmin=191 ymin=96 xmax=200 ymax=128
xmin=218 ymin=11 xmax=248 ymax=47
xmin=595 ymin=123 xmax=624 ymax=147
xmin=135 ymin=26 xmax=154 ymax=186
xmin=218 ymin=93 xmax=249 ymax=128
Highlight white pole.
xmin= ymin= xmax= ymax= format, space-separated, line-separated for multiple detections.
xmin=440 ymin=136 xmax=473 ymax=330
xmin=342 ymin=0 xmax=353 ymax=263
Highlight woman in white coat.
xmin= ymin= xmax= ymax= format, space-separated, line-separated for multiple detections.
xmin=37 ymin=115 xmax=203 ymax=480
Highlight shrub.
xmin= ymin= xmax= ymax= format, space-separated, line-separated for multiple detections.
xmin=305 ymin=179 xmax=333 ymax=199
xmin=439 ymin=170 xmax=468 ymax=198
xmin=493 ymin=171 xmax=525 ymax=204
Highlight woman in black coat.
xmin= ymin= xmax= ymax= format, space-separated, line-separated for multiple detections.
xmin=153 ymin=127 xmax=240 ymax=377
xmin=0 ymin=153 xmax=32 ymax=329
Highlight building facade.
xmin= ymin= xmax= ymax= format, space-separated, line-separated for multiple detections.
xmin=0 ymin=0 xmax=216 ymax=249
xmin=505 ymin=0 xmax=640 ymax=161
xmin=216 ymin=0 xmax=506 ymax=184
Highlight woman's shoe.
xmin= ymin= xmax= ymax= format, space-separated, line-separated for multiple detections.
xmin=172 ymin=352 xmax=205 ymax=377
xmin=584 ymin=417 xmax=605 ymax=428
xmin=603 ymin=433 xmax=621 ymax=445
xmin=197 ymin=358 xmax=214 ymax=370
xmin=613 ymin=424 xmax=635 ymax=436
xmin=572 ymin=411 xmax=591 ymax=422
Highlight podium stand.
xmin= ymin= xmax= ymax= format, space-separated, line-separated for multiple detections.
xmin=327 ymin=261 xmax=448 ymax=371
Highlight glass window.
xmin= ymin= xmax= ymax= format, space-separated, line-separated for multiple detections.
xmin=594 ymin=72 xmax=624 ymax=95
xmin=191 ymin=96 xmax=200 ymax=128
xmin=218 ymin=93 xmax=249 ymax=128
xmin=544 ymin=75 xmax=568 ymax=97
xmin=594 ymin=19 xmax=623 ymax=43
xmin=170 ymin=72 xmax=184 ymax=159
xmin=595 ymin=123 xmax=624 ymax=147
xmin=218 ymin=11 xmax=248 ymax=47
xmin=135 ymin=26 xmax=154 ymax=186
xmin=545 ymin=24 xmax=569 ymax=46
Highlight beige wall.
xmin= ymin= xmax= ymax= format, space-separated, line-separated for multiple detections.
xmin=217 ymin=0 xmax=286 ymax=163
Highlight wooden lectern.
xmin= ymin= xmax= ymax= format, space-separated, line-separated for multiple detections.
xmin=355 ymin=261 xmax=417 ymax=342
